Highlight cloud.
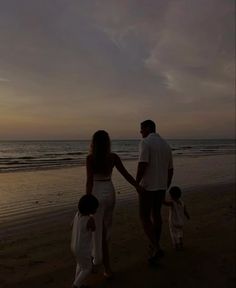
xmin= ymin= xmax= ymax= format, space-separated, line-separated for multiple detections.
xmin=144 ymin=1 xmax=234 ymax=96
xmin=0 ymin=0 xmax=234 ymax=139
xmin=0 ymin=77 xmax=10 ymax=82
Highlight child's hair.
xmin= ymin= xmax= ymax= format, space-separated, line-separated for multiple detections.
xmin=78 ymin=194 xmax=99 ymax=215
xmin=169 ymin=186 xmax=182 ymax=200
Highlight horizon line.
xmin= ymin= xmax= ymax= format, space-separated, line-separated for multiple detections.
xmin=0 ymin=137 xmax=235 ymax=142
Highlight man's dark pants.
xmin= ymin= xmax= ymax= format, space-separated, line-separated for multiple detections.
xmin=139 ymin=189 xmax=166 ymax=250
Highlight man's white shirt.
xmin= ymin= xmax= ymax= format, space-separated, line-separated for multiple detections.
xmin=139 ymin=133 xmax=173 ymax=191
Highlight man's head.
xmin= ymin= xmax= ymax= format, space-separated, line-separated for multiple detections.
xmin=140 ymin=120 xmax=156 ymax=138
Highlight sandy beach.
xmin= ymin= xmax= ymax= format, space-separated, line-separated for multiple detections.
xmin=0 ymin=155 xmax=235 ymax=288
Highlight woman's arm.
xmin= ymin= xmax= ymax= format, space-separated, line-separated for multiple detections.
xmin=114 ymin=154 xmax=139 ymax=188
xmin=86 ymin=155 xmax=94 ymax=195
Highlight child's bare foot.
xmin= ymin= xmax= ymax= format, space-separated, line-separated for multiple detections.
xmin=104 ymin=268 xmax=113 ymax=279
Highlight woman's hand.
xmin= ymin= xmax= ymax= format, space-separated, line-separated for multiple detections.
xmin=136 ymin=185 xmax=145 ymax=194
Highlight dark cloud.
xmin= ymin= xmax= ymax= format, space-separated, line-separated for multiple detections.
xmin=0 ymin=0 xmax=234 ymax=139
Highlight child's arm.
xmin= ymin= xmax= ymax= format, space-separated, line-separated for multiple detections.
xmin=163 ymin=199 xmax=173 ymax=207
xmin=87 ymin=216 xmax=96 ymax=232
xmin=71 ymin=212 xmax=77 ymax=227
xmin=184 ymin=205 xmax=190 ymax=220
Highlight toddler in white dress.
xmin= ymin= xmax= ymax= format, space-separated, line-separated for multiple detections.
xmin=71 ymin=194 xmax=99 ymax=288
xmin=164 ymin=186 xmax=190 ymax=250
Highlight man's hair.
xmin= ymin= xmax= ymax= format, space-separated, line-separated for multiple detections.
xmin=141 ymin=120 xmax=156 ymax=132
xmin=78 ymin=194 xmax=99 ymax=215
xmin=169 ymin=186 xmax=182 ymax=200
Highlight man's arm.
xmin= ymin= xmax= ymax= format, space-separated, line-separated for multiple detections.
xmin=136 ymin=162 xmax=148 ymax=184
xmin=167 ymin=168 xmax=174 ymax=189
xmin=114 ymin=154 xmax=139 ymax=189
xmin=167 ymin=145 xmax=174 ymax=189
xmin=136 ymin=140 xmax=149 ymax=185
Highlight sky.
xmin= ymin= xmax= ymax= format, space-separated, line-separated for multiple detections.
xmin=0 ymin=0 xmax=235 ymax=140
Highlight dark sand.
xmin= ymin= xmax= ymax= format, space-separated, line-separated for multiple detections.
xmin=0 ymin=181 xmax=235 ymax=288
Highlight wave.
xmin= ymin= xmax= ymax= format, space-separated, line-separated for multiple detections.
xmin=44 ymin=152 xmax=86 ymax=157
xmin=0 ymin=161 xmax=86 ymax=173
xmin=66 ymin=152 xmax=86 ymax=155
xmin=0 ymin=139 xmax=235 ymax=173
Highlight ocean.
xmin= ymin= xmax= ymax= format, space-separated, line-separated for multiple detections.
xmin=0 ymin=139 xmax=235 ymax=173
xmin=0 ymin=139 xmax=235 ymax=237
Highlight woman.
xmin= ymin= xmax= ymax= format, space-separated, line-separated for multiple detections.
xmin=86 ymin=130 xmax=140 ymax=277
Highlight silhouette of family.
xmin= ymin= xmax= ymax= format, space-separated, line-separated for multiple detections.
xmin=71 ymin=120 xmax=190 ymax=288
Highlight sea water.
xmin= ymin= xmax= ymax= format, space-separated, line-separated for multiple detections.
xmin=0 ymin=139 xmax=235 ymax=172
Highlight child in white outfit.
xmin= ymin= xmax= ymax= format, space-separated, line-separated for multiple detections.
xmin=164 ymin=186 xmax=190 ymax=250
xmin=71 ymin=194 xmax=99 ymax=288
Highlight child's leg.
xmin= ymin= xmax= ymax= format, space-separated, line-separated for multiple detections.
xmin=176 ymin=228 xmax=184 ymax=250
xmin=169 ymin=224 xmax=178 ymax=249
xmin=73 ymin=264 xmax=80 ymax=287
xmin=73 ymin=263 xmax=92 ymax=288
xmin=179 ymin=238 xmax=183 ymax=249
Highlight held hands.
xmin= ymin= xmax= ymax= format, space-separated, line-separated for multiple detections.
xmin=87 ymin=216 xmax=96 ymax=232
xmin=135 ymin=185 xmax=145 ymax=194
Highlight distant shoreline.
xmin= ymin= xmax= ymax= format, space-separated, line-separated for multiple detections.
xmin=0 ymin=138 xmax=235 ymax=143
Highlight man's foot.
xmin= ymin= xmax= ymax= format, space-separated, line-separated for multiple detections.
xmin=148 ymin=244 xmax=164 ymax=257
xmin=148 ymin=248 xmax=164 ymax=265
xmin=179 ymin=239 xmax=184 ymax=250
xmin=175 ymin=243 xmax=184 ymax=251
xmin=154 ymin=248 xmax=165 ymax=257
xmin=150 ymin=247 xmax=165 ymax=258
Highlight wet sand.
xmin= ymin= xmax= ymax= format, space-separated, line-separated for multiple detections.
xmin=0 ymin=155 xmax=235 ymax=287
xmin=0 ymin=154 xmax=234 ymax=230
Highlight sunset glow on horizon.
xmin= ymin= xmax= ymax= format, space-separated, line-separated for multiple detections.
xmin=0 ymin=0 xmax=235 ymax=140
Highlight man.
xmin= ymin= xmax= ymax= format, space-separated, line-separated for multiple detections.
xmin=136 ymin=120 xmax=173 ymax=263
